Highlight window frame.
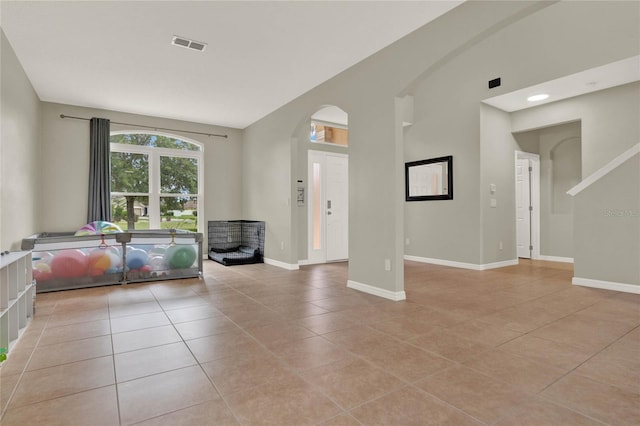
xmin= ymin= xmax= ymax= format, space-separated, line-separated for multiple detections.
xmin=110 ymin=130 xmax=204 ymax=233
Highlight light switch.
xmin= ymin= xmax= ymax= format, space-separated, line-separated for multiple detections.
xmin=490 ymin=198 xmax=497 ymax=208
xmin=490 ymin=184 xmax=496 ymax=194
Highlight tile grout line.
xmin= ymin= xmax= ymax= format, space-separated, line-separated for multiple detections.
xmin=146 ymin=278 xmax=246 ymax=426
xmin=0 ymin=299 xmax=55 ymax=421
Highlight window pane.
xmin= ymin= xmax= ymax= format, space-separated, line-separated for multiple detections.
xmin=312 ymin=163 xmax=322 ymax=250
xmin=310 ymin=123 xmax=348 ymax=146
xmin=110 ymin=152 xmax=149 ymax=193
xmin=110 ymin=134 xmax=200 ymax=151
xmin=160 ymin=156 xmax=198 ymax=194
xmin=111 ymin=195 xmax=149 ymax=231
xmin=160 ymin=197 xmax=198 ymax=232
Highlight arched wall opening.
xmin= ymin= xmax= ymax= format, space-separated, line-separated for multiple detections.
xmin=290 ymin=105 xmax=349 ymax=265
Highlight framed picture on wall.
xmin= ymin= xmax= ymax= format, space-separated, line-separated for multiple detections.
xmin=405 ymin=155 xmax=453 ymax=201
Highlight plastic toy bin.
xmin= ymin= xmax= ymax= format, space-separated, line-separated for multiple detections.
xmin=22 ymin=230 xmax=202 ymax=292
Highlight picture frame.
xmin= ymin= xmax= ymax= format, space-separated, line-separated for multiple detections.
xmin=405 ymin=155 xmax=453 ymax=201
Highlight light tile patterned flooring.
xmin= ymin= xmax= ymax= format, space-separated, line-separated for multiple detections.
xmin=1 ymin=259 xmax=638 ymax=425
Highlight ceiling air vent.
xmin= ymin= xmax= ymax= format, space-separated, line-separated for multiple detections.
xmin=171 ymin=35 xmax=207 ymax=52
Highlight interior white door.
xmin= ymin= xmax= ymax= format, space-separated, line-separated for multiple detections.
xmin=516 ymin=158 xmax=531 ymax=258
xmin=307 ymin=151 xmax=348 ymax=263
xmin=325 ymin=154 xmax=348 ymax=261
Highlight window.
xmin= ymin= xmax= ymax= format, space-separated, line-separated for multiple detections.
xmin=310 ymin=122 xmax=348 ymax=146
xmin=110 ymin=133 xmax=203 ymax=232
xmin=309 ymin=106 xmax=349 ymax=147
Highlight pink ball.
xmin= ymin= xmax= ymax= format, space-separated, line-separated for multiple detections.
xmin=50 ymin=250 xmax=89 ymax=279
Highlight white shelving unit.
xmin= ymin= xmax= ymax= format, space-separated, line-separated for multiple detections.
xmin=0 ymin=251 xmax=34 ymax=356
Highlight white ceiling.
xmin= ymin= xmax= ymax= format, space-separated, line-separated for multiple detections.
xmin=483 ymin=55 xmax=640 ymax=112
xmin=0 ymin=0 xmax=463 ymax=129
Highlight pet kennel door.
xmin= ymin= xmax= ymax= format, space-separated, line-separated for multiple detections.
xmin=307 ymin=150 xmax=348 ymax=263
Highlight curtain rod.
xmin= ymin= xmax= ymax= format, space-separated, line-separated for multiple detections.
xmin=59 ymin=114 xmax=228 ymax=139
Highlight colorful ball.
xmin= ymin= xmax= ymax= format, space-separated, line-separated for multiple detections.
xmin=50 ymin=250 xmax=89 ymax=278
xmin=88 ymin=249 xmax=112 ymax=271
xmin=164 ymin=245 xmax=197 ymax=269
xmin=75 ymin=221 xmax=122 ymax=236
xmin=32 ymin=251 xmax=54 ymax=264
xmin=148 ymin=255 xmax=169 ymax=271
xmin=33 ymin=269 xmax=54 ymax=281
xmin=126 ymin=248 xmax=148 ymax=270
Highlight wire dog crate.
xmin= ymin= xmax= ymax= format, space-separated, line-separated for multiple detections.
xmin=208 ymin=220 xmax=265 ymax=266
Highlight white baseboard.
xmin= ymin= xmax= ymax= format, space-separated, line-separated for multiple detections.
xmin=297 ymin=259 xmax=326 ymax=266
xmin=572 ymin=277 xmax=640 ymax=294
xmin=347 ymin=280 xmax=406 ymax=301
xmin=538 ymin=255 xmax=574 ymax=263
xmin=404 ymin=255 xmax=518 ymax=271
xmin=264 ymin=258 xmax=300 ymax=271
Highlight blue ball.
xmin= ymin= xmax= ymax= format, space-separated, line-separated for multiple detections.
xmin=126 ymin=248 xmax=148 ymax=270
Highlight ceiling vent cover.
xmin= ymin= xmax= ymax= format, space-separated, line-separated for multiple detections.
xmin=172 ymin=35 xmax=207 ymax=52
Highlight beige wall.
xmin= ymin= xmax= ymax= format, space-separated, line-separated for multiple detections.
xmin=1 ymin=30 xmax=41 ymax=250
xmin=512 ymin=83 xmax=640 ymax=176
xmin=539 ymin=123 xmax=581 ymax=258
xmin=38 ymin=102 xmax=244 ymax=250
xmin=513 ymin=122 xmax=582 ymax=259
xmin=512 ymin=84 xmax=640 ymax=278
xmin=2 ymin=1 xmax=638 ymax=293
xmin=406 ymin=1 xmax=639 ymax=269
xmin=574 ymin=154 xmax=640 ymax=286
xmin=244 ymin=0 xmax=639 ymax=295
xmin=1 ymin=35 xmax=243 ymax=254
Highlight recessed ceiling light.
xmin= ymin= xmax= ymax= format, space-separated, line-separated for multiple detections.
xmin=527 ymin=94 xmax=549 ymax=102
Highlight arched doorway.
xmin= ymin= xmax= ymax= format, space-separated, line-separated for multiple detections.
xmin=301 ymin=106 xmax=349 ymax=264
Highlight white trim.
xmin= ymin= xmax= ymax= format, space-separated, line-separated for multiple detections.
xmin=404 ymin=255 xmax=518 ymax=271
xmin=299 ymin=259 xmax=348 ymax=267
xmin=567 ymin=143 xmax=640 ymax=196
xmin=573 ymin=277 xmax=640 ymax=294
xmin=347 ymin=280 xmax=406 ymax=301
xmin=515 ymin=151 xmax=540 ymax=161
xmin=310 ymin=119 xmax=348 ymax=131
xmin=264 ymin=258 xmax=300 ymax=271
xmin=539 ymin=255 xmax=574 ymax=264
xmin=298 ymin=259 xmax=327 ymax=266
xmin=515 ymin=151 xmax=541 ymax=260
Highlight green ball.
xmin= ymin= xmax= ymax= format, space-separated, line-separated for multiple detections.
xmin=164 ymin=245 xmax=197 ymax=269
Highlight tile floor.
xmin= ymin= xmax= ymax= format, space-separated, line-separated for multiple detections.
xmin=1 ymin=259 xmax=638 ymax=425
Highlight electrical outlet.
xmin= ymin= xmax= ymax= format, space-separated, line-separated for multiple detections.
xmin=384 ymin=259 xmax=391 ymax=271
xmin=405 ymin=238 xmax=410 ymax=245
xmin=499 ymin=241 xmax=503 ymax=250
xmin=280 ymin=241 xmax=285 ymax=250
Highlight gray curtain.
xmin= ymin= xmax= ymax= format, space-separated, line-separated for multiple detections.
xmin=87 ymin=117 xmax=112 ymax=222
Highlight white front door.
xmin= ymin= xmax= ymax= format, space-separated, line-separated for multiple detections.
xmin=325 ymin=154 xmax=348 ymax=260
xmin=308 ymin=151 xmax=348 ymax=263
xmin=516 ymin=158 xmax=531 ymax=258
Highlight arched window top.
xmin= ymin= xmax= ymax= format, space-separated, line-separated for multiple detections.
xmin=310 ymin=106 xmax=348 ymax=147
xmin=110 ymin=132 xmax=201 ymax=152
